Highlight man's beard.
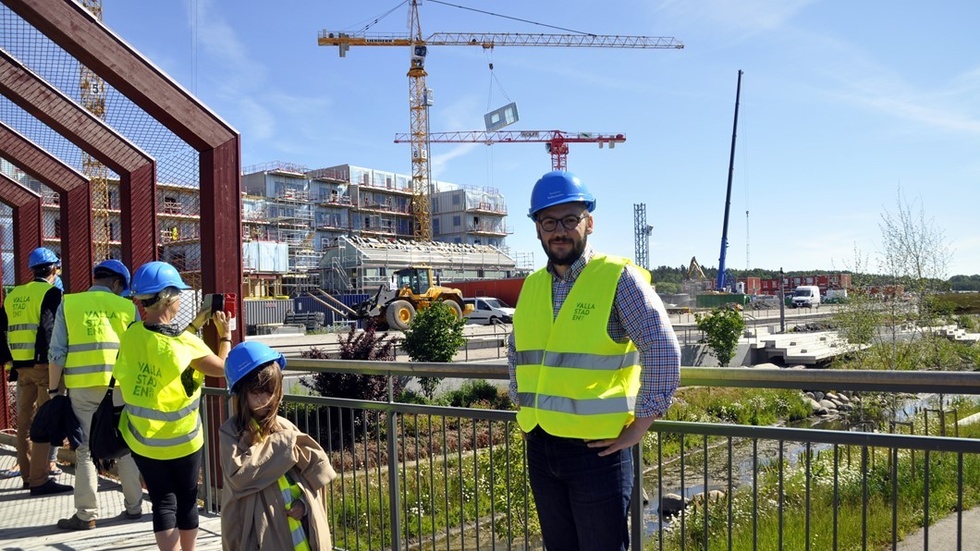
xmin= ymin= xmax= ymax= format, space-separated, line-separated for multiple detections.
xmin=543 ymin=235 xmax=586 ymax=266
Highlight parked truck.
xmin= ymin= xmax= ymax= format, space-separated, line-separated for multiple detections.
xmin=353 ymin=266 xmax=473 ymax=331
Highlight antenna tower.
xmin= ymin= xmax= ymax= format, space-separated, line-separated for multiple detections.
xmin=633 ymin=203 xmax=653 ymax=270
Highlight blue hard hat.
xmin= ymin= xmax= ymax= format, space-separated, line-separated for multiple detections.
xmin=224 ymin=341 xmax=286 ymax=392
xmin=28 ymin=247 xmax=60 ymax=269
xmin=527 ymin=170 xmax=596 ymax=219
xmin=130 ymin=261 xmax=190 ymax=296
xmin=94 ymin=259 xmax=131 ymax=296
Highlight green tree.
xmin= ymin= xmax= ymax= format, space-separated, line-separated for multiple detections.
xmin=833 ymin=191 xmax=955 ymax=372
xmin=695 ymin=305 xmax=745 ymax=367
xmin=879 ymin=188 xmax=950 ymax=322
xmin=401 ymin=302 xmax=467 ymax=399
xmin=654 ymin=281 xmax=680 ymax=294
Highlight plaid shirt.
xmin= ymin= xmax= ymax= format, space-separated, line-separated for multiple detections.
xmin=508 ymin=244 xmax=680 ymax=418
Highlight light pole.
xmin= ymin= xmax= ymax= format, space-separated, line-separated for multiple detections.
xmin=779 ymin=267 xmax=786 ymax=333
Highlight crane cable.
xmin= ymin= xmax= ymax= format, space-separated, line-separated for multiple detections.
xmin=427 ymin=0 xmax=594 ymax=36
xmin=350 ymin=0 xmax=409 ymax=33
xmin=485 ymin=52 xmax=511 ymax=111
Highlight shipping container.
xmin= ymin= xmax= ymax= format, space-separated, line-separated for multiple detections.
xmin=243 ymin=299 xmax=293 ymax=334
xmin=293 ymin=296 xmax=342 ymax=326
xmin=443 ymin=277 xmax=526 ymax=308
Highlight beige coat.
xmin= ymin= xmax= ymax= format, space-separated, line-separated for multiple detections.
xmin=219 ymin=416 xmax=337 ymax=550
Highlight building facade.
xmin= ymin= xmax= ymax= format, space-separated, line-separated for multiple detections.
xmin=1 ymin=160 xmax=515 ymax=295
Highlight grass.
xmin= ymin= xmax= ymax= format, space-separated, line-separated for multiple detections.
xmin=324 ymin=421 xmax=534 ymax=551
xmin=651 ymin=392 xmax=980 ymax=551
xmin=654 ymin=444 xmax=980 ymax=550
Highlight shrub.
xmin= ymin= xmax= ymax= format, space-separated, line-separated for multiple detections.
xmin=401 ymin=302 xmax=467 ymax=398
xmin=441 ymin=379 xmax=512 ymax=409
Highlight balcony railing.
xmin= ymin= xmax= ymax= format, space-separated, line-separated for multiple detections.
xmin=198 ymin=363 xmax=980 ymax=550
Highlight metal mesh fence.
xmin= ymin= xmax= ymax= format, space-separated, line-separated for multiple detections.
xmin=0 ymin=5 xmax=209 ymax=430
xmin=0 ymin=4 xmax=202 ymax=284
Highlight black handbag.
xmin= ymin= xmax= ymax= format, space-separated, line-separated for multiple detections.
xmin=90 ymin=377 xmax=129 ymax=462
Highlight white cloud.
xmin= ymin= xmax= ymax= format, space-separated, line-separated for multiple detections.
xmin=431 ymin=144 xmax=479 ymax=178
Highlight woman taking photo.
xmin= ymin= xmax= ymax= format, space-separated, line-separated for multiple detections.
xmin=114 ymin=261 xmax=231 ymax=551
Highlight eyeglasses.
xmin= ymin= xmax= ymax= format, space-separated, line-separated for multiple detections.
xmin=537 ymin=214 xmax=587 ymax=232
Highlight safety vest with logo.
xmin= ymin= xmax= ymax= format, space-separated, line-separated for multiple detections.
xmin=3 ymin=281 xmax=53 ymax=363
xmin=277 ymin=472 xmax=311 ymax=551
xmin=114 ymin=322 xmax=212 ymax=460
xmin=62 ymin=291 xmax=135 ymax=388
xmin=514 ymin=255 xmax=648 ymax=439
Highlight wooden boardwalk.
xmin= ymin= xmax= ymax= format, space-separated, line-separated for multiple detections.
xmin=0 ymin=442 xmax=223 ymax=550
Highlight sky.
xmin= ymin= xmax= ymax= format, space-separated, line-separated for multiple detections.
xmin=101 ymin=0 xmax=980 ymax=276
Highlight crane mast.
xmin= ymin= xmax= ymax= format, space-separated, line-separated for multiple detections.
xmin=81 ymin=0 xmax=111 ymax=261
xmin=394 ymin=129 xmax=626 ymax=171
xmin=319 ymin=1 xmax=682 ymax=240
xmin=406 ymin=3 xmax=431 ymax=240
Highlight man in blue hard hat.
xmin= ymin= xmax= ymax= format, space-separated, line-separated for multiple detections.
xmin=0 ymin=247 xmax=73 ymax=496
xmin=508 ymin=171 xmax=681 ymax=550
xmin=49 ymin=259 xmax=144 ymax=529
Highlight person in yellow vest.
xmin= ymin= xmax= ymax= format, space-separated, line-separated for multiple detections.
xmin=509 ymin=171 xmax=681 ymax=551
xmin=48 ymin=259 xmax=145 ymax=530
xmin=0 ymin=247 xmax=73 ymax=496
xmin=219 ymin=342 xmax=337 ymax=550
xmin=113 ymin=261 xmax=231 ymax=551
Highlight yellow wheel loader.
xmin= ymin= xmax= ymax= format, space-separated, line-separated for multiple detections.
xmin=354 ymin=266 xmax=473 ymax=331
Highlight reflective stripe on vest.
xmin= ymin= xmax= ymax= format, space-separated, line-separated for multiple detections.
xmin=3 ymin=281 xmax=53 ymax=362
xmin=116 ymin=324 xmax=206 ymax=460
xmin=63 ymin=291 xmax=135 ymax=388
xmin=514 ymin=255 xmax=647 ymax=439
xmin=277 ymin=473 xmax=311 ymax=551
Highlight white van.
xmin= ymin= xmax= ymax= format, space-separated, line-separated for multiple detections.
xmin=791 ymin=285 xmax=821 ymax=308
xmin=463 ymin=296 xmax=515 ymax=325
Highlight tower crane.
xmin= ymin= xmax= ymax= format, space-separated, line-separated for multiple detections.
xmin=393 ymin=130 xmax=625 ymax=171
xmin=318 ymin=0 xmax=683 ymax=240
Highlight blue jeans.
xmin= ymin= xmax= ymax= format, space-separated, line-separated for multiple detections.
xmin=526 ymin=427 xmax=634 ymax=551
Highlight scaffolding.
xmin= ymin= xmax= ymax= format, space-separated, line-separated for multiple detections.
xmin=319 ymin=235 xmax=517 ymax=294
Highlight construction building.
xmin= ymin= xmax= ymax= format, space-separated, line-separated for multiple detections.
xmin=240 ymin=162 xmax=515 ymax=296
xmin=1 ymin=160 xmax=516 ymax=296
xmin=430 ymin=181 xmax=509 ymax=248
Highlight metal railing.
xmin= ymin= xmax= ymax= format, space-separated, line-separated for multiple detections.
xmin=199 ymin=362 xmax=980 ymax=550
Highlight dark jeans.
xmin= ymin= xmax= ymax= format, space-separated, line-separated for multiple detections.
xmin=526 ymin=427 xmax=633 ymax=551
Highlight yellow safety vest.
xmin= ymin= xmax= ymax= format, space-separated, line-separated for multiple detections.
xmin=3 ymin=281 xmax=53 ymax=363
xmin=114 ymin=322 xmax=212 ymax=460
xmin=514 ymin=255 xmax=646 ymax=439
xmin=63 ymin=291 xmax=135 ymax=388
xmin=277 ymin=472 xmax=311 ymax=551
